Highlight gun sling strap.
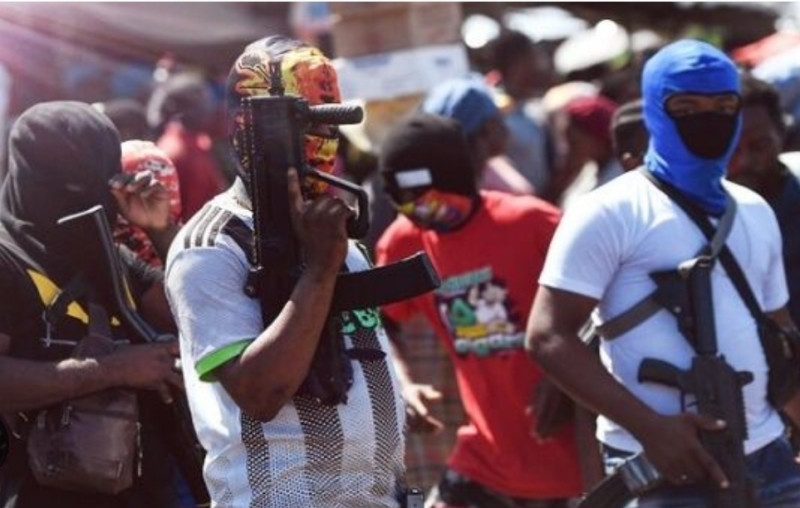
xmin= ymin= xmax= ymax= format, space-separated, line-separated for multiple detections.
xmin=638 ymin=169 xmax=773 ymax=335
xmin=583 ymin=168 xmax=736 ymax=343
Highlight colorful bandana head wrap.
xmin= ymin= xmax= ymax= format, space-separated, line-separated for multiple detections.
xmin=114 ymin=140 xmax=182 ymax=267
xmin=642 ymin=39 xmax=742 ymax=215
xmin=226 ymin=36 xmax=341 ymax=196
xmin=395 ymin=188 xmax=474 ymax=232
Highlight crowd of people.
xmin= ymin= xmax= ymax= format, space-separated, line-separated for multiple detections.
xmin=0 ymin=14 xmax=799 ymax=508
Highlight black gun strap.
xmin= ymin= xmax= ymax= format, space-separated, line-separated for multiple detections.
xmin=593 ymin=170 xmax=735 ymax=341
xmin=42 ymin=274 xmax=89 ymax=329
xmin=638 ymin=169 xmax=766 ymax=324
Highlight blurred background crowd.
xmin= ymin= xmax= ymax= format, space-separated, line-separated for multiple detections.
xmin=1 ymin=0 xmax=800 ymax=493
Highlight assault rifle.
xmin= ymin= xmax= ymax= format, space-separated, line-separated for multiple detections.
xmin=637 ymin=255 xmax=758 ymax=508
xmin=239 ymin=62 xmax=439 ymax=406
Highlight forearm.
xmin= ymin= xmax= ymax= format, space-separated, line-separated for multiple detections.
xmin=0 ymin=356 xmax=119 ymax=412
xmin=145 ymin=222 xmax=179 ymax=262
xmin=223 ymin=265 xmax=338 ymax=419
xmin=574 ymin=405 xmax=604 ymax=490
xmin=139 ymin=282 xmax=178 ymax=334
xmin=388 ymin=336 xmax=415 ymax=388
xmin=529 ymin=331 xmax=660 ymax=441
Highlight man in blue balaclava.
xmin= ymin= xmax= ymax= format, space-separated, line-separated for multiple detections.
xmin=525 ymin=39 xmax=800 ymax=507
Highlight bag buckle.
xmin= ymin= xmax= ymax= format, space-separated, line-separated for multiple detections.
xmin=39 ymin=312 xmax=79 ymax=348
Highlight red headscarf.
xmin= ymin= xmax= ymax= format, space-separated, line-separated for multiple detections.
xmin=114 ymin=140 xmax=182 ymax=267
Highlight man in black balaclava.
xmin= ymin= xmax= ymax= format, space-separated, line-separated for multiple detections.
xmin=0 ymin=101 xmax=183 ymax=508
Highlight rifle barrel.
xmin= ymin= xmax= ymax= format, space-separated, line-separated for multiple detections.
xmin=309 ymin=104 xmax=363 ymax=125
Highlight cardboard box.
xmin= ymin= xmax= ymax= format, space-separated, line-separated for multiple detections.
xmin=330 ymin=2 xmax=462 ymax=58
xmin=334 ymin=43 xmax=469 ymax=103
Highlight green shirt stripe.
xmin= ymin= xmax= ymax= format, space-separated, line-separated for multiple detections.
xmin=195 ymin=338 xmax=254 ymax=382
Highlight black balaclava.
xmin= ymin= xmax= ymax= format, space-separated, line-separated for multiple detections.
xmin=0 ymin=101 xmax=122 ymax=288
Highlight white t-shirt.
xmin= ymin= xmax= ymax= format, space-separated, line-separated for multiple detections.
xmin=539 ymin=170 xmax=788 ymax=454
xmin=165 ymin=188 xmax=405 ymax=508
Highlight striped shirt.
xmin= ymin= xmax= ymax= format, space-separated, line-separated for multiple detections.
xmin=165 ymin=188 xmax=405 ymax=508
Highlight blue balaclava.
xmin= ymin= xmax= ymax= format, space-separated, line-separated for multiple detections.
xmin=642 ymin=40 xmax=742 ymax=215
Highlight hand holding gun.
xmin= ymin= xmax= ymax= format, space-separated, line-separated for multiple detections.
xmin=638 ymin=256 xmax=758 ymax=508
xmin=241 ymin=63 xmax=439 ymax=406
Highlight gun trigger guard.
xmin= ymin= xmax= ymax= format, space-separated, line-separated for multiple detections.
xmin=307 ymin=169 xmax=370 ymax=239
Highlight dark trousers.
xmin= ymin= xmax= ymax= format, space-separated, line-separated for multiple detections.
xmin=428 ymin=468 xmax=572 ymax=508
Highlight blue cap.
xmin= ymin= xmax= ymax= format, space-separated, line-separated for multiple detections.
xmin=422 ymin=77 xmax=500 ymax=136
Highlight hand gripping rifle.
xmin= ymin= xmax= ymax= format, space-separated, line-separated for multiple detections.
xmin=58 ymin=205 xmax=210 ymax=507
xmin=638 ymin=255 xmax=758 ymax=508
xmin=239 ymin=62 xmax=439 ymax=406
xmin=579 ymin=257 xmax=758 ymax=508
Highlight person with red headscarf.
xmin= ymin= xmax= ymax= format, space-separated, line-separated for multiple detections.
xmin=114 ymin=140 xmax=182 ymax=268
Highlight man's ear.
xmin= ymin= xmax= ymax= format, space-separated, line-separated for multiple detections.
xmin=621 ymin=153 xmax=642 ymax=172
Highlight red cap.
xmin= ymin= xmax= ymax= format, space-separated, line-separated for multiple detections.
xmin=565 ymin=95 xmax=618 ymax=145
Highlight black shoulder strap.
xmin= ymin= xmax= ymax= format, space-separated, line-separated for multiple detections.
xmin=42 ymin=275 xmax=89 ymax=329
xmin=0 ymin=230 xmax=89 ymax=329
xmin=592 ymin=170 xmax=736 ymax=341
xmin=638 ymin=169 xmax=765 ymax=323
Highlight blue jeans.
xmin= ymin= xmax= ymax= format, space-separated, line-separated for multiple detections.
xmin=602 ymin=437 xmax=800 ymax=508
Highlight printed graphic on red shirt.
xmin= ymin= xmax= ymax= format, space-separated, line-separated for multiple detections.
xmin=435 ymin=266 xmax=523 ymax=356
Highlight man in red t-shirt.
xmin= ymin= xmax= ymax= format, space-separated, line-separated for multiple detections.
xmin=376 ymin=114 xmax=583 ymax=507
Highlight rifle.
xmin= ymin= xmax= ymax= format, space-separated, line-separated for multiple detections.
xmin=239 ymin=62 xmax=439 ymax=406
xmin=239 ymin=67 xmax=369 ymax=326
xmin=637 ymin=255 xmax=758 ymax=508
xmin=58 ymin=205 xmax=210 ymax=507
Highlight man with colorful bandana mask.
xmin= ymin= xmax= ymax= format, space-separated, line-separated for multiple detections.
xmin=527 ymin=39 xmax=800 ymax=507
xmin=114 ymin=140 xmax=183 ymax=268
xmin=164 ymin=36 xmax=407 ymax=507
xmin=376 ymin=114 xmax=586 ymax=507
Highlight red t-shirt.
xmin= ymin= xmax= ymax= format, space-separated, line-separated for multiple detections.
xmin=376 ymin=191 xmax=582 ymax=499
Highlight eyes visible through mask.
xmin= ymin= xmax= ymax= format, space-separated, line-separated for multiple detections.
xmin=665 ymin=93 xmax=740 ymax=118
